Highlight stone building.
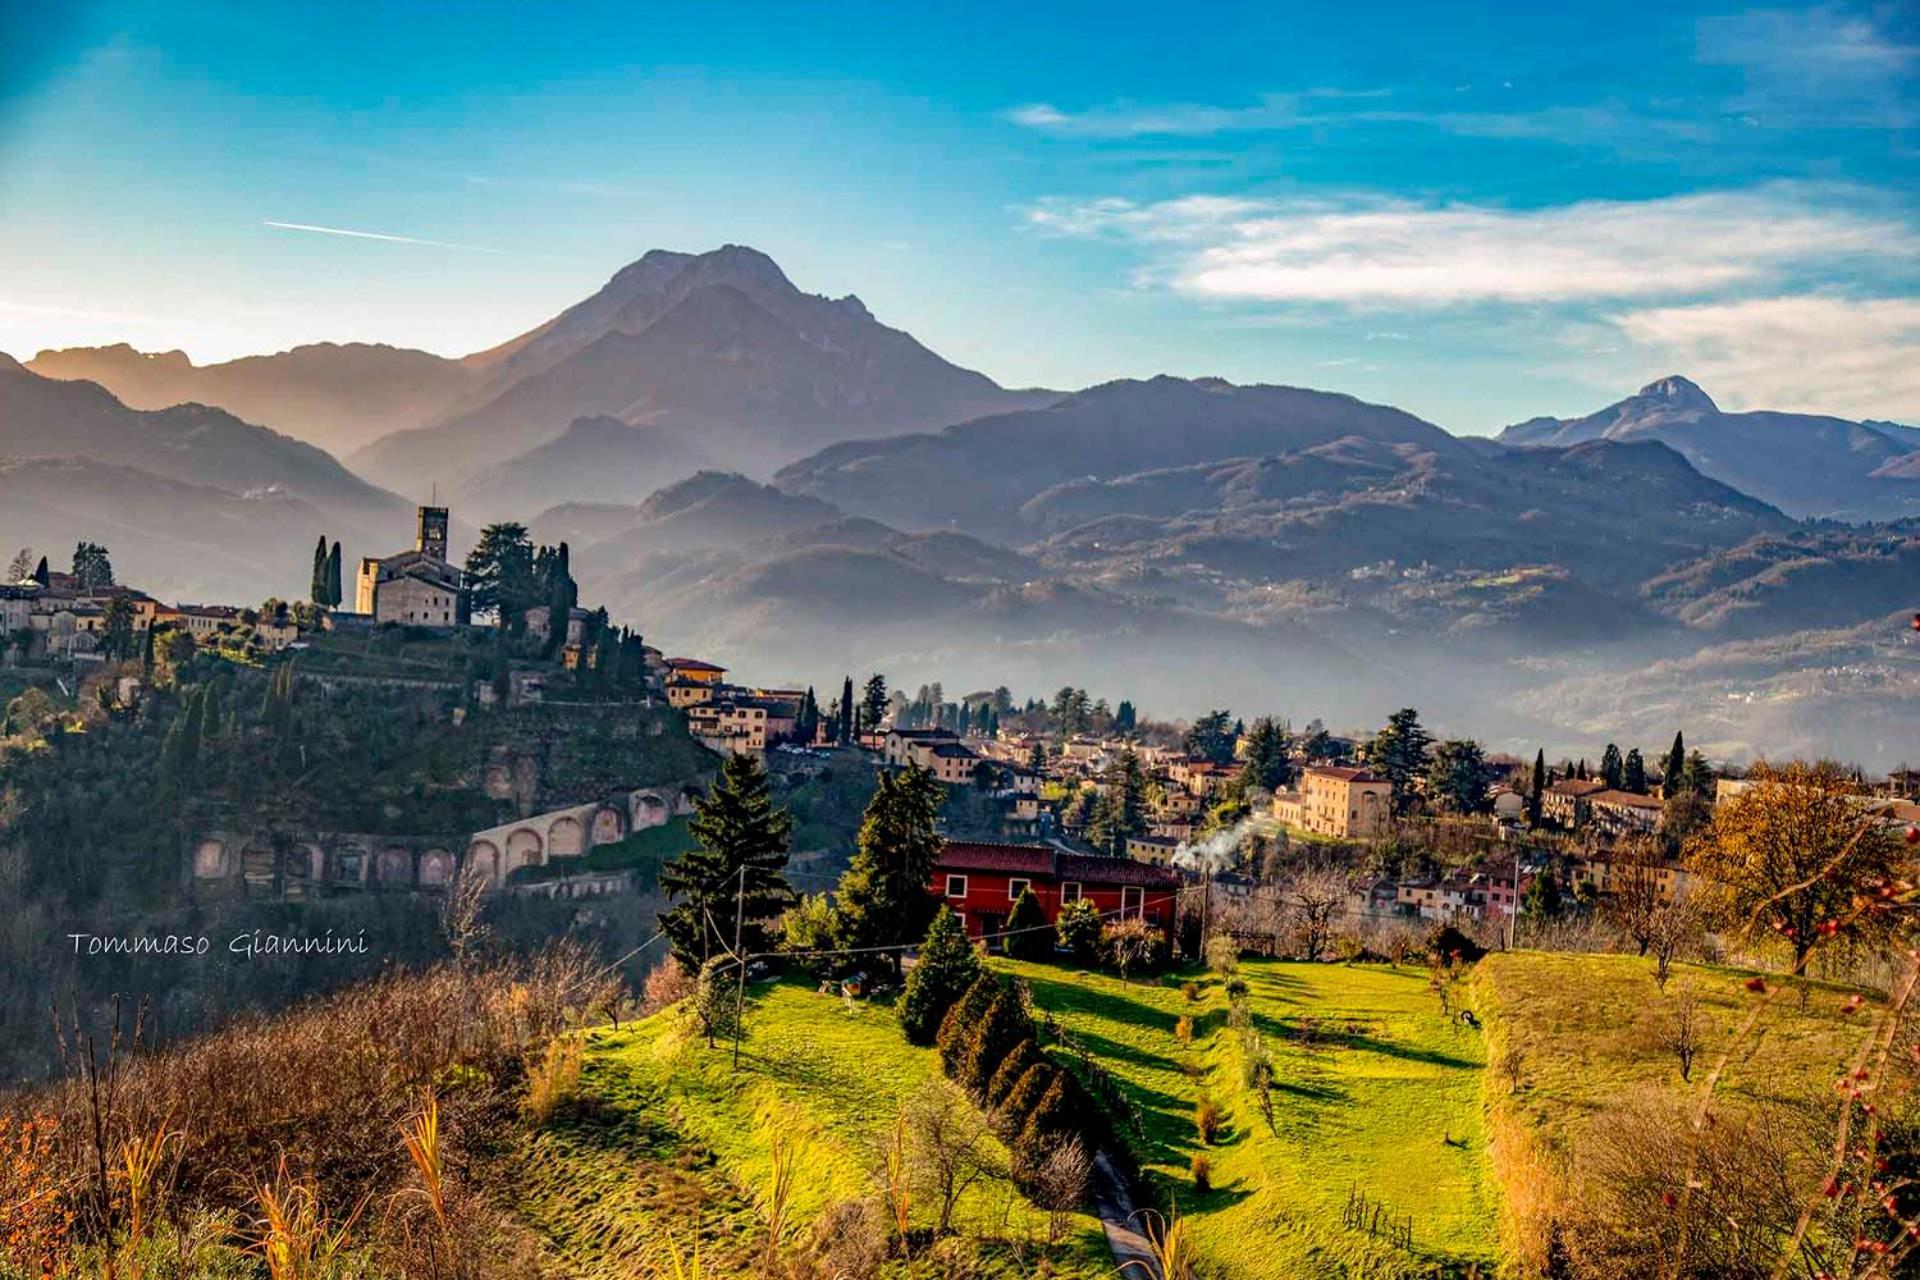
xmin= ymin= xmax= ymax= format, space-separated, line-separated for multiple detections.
xmin=356 ymin=505 xmax=468 ymax=627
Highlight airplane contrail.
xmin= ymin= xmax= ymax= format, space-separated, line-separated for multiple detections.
xmin=263 ymin=220 xmax=514 ymax=254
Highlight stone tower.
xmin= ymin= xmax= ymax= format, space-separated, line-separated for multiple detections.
xmin=416 ymin=506 xmax=450 ymax=562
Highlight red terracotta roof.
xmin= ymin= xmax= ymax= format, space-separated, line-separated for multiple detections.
xmin=1306 ymin=765 xmax=1385 ymax=783
xmin=934 ymin=841 xmax=1182 ymax=889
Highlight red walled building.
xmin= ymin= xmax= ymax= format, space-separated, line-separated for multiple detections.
xmin=928 ymin=840 xmax=1184 ymax=942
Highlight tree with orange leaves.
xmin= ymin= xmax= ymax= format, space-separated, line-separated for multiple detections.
xmin=1684 ymin=760 xmax=1904 ymax=973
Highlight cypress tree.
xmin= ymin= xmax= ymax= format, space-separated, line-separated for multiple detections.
xmin=325 ymin=540 xmax=343 ymax=608
xmin=1600 ymin=744 xmax=1624 ymax=790
xmin=1623 ymin=748 xmax=1647 ymax=793
xmin=1662 ymin=732 xmax=1687 ymax=799
xmin=310 ymin=536 xmax=329 ymax=605
xmin=1527 ymin=748 xmax=1546 ymax=827
xmin=839 ymin=675 xmax=855 ymax=744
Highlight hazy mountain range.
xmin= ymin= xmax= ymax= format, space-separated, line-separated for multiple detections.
xmin=6 ymin=247 xmax=1917 ymax=763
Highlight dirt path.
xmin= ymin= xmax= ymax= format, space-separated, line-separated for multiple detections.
xmin=1090 ymin=1148 xmax=1161 ymax=1279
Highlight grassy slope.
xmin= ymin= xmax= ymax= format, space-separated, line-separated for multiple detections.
xmin=514 ymin=980 xmax=1112 ymax=1279
xmin=1473 ymin=950 xmax=1874 ymax=1265
xmin=1006 ymin=958 xmax=1496 ymax=1279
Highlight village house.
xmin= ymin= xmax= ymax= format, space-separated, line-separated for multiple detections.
xmin=928 ymin=840 xmax=1183 ymax=943
xmin=355 ymin=506 xmax=467 ymax=627
xmin=1275 ymin=766 xmax=1393 ymax=839
xmin=1124 ymin=833 xmax=1181 ymax=867
xmin=1541 ymin=778 xmax=1607 ymax=829
xmin=686 ymin=699 xmax=771 ymax=754
xmin=1584 ymin=789 xmax=1666 ymax=838
xmin=664 ymin=657 xmax=728 ymax=708
xmin=882 ymin=725 xmax=960 ymax=768
xmin=924 ymin=741 xmax=983 ymax=785
xmin=1572 ymin=852 xmax=1695 ymax=905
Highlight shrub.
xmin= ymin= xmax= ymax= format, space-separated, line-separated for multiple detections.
xmin=936 ymin=973 xmax=1005 ymax=1073
xmin=900 ymin=907 xmax=982 ymax=1046
xmin=1190 ymin=1153 xmax=1212 ymax=1194
xmin=521 ymin=1036 xmax=582 ymax=1126
xmin=1175 ymin=1016 xmax=1194 ymax=1048
xmin=986 ymin=1038 xmax=1046 ymax=1111
xmin=956 ymin=988 xmax=1033 ymax=1098
xmin=1055 ymin=898 xmax=1104 ymax=964
xmin=1101 ymin=918 xmax=1169 ymax=981
xmin=1195 ymin=1096 xmax=1222 ymax=1145
xmin=1180 ymin=980 xmax=1200 ymax=1003
xmin=1003 ymin=888 xmax=1054 ymax=961
xmin=998 ymin=1062 xmax=1057 ymax=1134
xmin=641 ymin=956 xmax=697 ymax=1014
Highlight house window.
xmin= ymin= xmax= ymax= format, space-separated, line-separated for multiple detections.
xmin=945 ymin=874 xmax=968 ymax=899
xmin=1060 ymin=881 xmax=1082 ymax=902
xmin=1008 ymin=878 xmax=1031 ymax=901
xmin=1121 ymin=886 xmax=1144 ymax=917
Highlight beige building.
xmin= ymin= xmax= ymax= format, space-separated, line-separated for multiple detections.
xmin=1276 ymin=766 xmax=1392 ymax=838
xmin=355 ymin=506 xmax=467 ymax=627
xmin=688 ymin=699 xmax=770 ymax=753
xmin=1125 ymin=834 xmax=1181 ymax=867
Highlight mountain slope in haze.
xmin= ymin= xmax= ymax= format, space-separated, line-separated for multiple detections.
xmin=1639 ymin=522 xmax=1920 ymax=638
xmin=455 ymin=415 xmax=718 ymax=518
xmin=0 ymin=355 xmax=408 ymax=525
xmin=1498 ymin=376 xmax=1920 ymax=522
xmin=26 ymin=342 xmax=474 ymax=456
xmin=353 ymin=245 xmax=1054 ymax=497
xmin=0 ymin=457 xmax=332 ymax=604
xmin=776 ymin=375 xmax=1470 ymax=542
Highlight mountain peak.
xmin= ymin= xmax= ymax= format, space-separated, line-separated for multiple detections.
xmin=1634 ymin=375 xmax=1716 ymax=413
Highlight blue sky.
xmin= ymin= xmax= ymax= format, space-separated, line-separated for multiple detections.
xmin=0 ymin=0 xmax=1914 ymax=431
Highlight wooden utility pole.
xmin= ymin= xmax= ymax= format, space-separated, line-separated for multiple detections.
xmin=731 ymin=864 xmax=748 ymax=1070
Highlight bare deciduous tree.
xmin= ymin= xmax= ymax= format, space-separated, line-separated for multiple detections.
xmin=1284 ymin=868 xmax=1349 ymax=962
xmin=439 ymin=858 xmax=492 ymax=965
xmin=1657 ymin=983 xmax=1704 ymax=1083
xmin=902 ymin=1079 xmax=1002 ymax=1237
xmin=1647 ymin=894 xmax=1701 ymax=991
xmin=1025 ymin=1134 xmax=1092 ymax=1244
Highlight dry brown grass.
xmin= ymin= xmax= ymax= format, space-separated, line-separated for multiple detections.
xmin=10 ymin=943 xmax=619 ymax=1278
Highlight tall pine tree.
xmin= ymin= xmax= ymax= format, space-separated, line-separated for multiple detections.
xmin=325 ymin=540 xmax=343 ymax=608
xmin=1527 ymin=748 xmax=1547 ymax=827
xmin=836 ymin=764 xmax=945 ymax=975
xmin=839 ymin=675 xmax=855 ymax=744
xmin=659 ymin=754 xmax=796 ymax=970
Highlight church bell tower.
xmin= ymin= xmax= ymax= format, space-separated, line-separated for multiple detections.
xmin=416 ymin=505 xmax=450 ymax=562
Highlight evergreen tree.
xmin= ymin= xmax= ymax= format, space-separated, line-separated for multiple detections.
xmin=1003 ymin=889 xmax=1053 ymax=962
xmin=1521 ymin=871 xmax=1563 ymax=920
xmin=1426 ymin=739 xmax=1491 ymax=814
xmin=1087 ymin=749 xmax=1149 ymax=854
xmin=1527 ymin=749 xmax=1547 ymax=826
xmin=463 ymin=523 xmax=536 ymax=625
xmin=1365 ymin=708 xmax=1434 ymax=811
xmin=659 ymin=754 xmax=795 ymax=970
xmin=1183 ymin=709 xmax=1236 ymax=765
xmin=1236 ymin=716 xmax=1291 ymax=793
xmin=309 ymin=536 xmax=330 ymax=606
xmin=860 ymin=674 xmax=889 ymax=734
xmin=70 ymin=542 xmax=113 ymax=591
xmin=325 ymin=540 xmax=343 ymax=608
xmin=1681 ymin=750 xmax=1715 ymax=796
xmin=32 ymin=556 xmax=49 ymax=587
xmin=839 ymin=675 xmax=855 ymax=744
xmin=797 ymin=686 xmax=820 ymax=742
xmin=1114 ymin=699 xmax=1137 ymax=733
xmin=1623 ymin=748 xmax=1647 ymax=793
xmin=836 ymin=764 xmax=945 ymax=974
xmin=99 ymin=596 xmax=136 ymax=661
xmin=1661 ymin=732 xmax=1687 ymax=799
xmin=1599 ymin=744 xmax=1624 ymax=790
xmin=898 ymin=906 xmax=981 ymax=1044
xmin=1027 ymin=740 xmax=1047 ymax=773
xmin=1055 ymin=898 xmax=1103 ymax=964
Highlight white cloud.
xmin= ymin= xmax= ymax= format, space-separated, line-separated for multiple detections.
xmin=1696 ymin=5 xmax=1915 ymax=128
xmin=1026 ymin=185 xmax=1911 ymax=305
xmin=1611 ymin=296 xmax=1920 ymax=422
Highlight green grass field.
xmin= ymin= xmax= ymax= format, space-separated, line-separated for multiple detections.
xmin=1005 ymin=957 xmax=1497 ymax=1279
xmin=515 ymin=980 xmax=1112 ymax=1279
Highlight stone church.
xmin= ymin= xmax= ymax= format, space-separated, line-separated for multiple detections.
xmin=355 ymin=505 xmax=468 ymax=627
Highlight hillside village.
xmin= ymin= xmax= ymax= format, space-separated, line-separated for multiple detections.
xmin=8 ymin=504 xmax=1920 ymax=939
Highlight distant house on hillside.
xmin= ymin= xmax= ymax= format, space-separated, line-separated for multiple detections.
xmin=1276 ymin=766 xmax=1392 ymax=838
xmin=1541 ymin=778 xmax=1607 ymax=829
xmin=929 ymin=840 xmax=1182 ymax=943
xmin=883 ymin=726 xmax=960 ymax=768
xmin=1585 ymin=789 xmax=1665 ymax=838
